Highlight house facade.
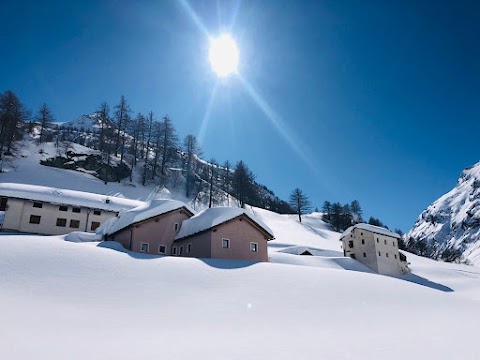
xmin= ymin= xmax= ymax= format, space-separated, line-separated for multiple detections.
xmin=340 ymin=223 xmax=409 ymax=275
xmin=104 ymin=200 xmax=195 ymax=255
xmin=0 ymin=183 xmax=144 ymax=235
xmin=173 ymin=207 xmax=275 ymax=262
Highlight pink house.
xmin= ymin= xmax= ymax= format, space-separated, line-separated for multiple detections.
xmin=173 ymin=207 xmax=275 ymax=262
xmin=104 ymin=200 xmax=194 ymax=255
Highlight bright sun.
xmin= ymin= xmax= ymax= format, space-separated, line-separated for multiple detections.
xmin=209 ymin=34 xmax=239 ymax=77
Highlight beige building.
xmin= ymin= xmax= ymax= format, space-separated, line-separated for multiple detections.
xmin=104 ymin=200 xmax=195 ymax=255
xmin=0 ymin=183 xmax=144 ymax=235
xmin=174 ymin=207 xmax=275 ymax=262
xmin=340 ymin=223 xmax=409 ymax=275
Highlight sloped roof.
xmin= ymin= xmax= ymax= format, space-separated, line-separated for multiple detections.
xmin=104 ymin=199 xmax=194 ymax=235
xmin=175 ymin=207 xmax=274 ymax=241
xmin=341 ymin=223 xmax=401 ymax=239
xmin=0 ymin=183 xmax=144 ymax=212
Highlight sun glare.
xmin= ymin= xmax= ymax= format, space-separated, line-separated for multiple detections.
xmin=209 ymin=34 xmax=239 ymax=77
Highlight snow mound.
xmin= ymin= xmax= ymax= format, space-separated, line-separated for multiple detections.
xmin=64 ymin=231 xmax=103 ymax=243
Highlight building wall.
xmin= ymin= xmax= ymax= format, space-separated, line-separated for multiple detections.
xmin=175 ymin=216 xmax=269 ymax=262
xmin=174 ymin=231 xmax=212 ymax=258
xmin=114 ymin=209 xmax=192 ymax=255
xmin=2 ymin=197 xmax=116 ymax=235
xmin=342 ymin=227 xmax=405 ymax=275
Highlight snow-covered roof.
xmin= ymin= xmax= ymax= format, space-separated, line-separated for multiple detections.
xmin=341 ymin=223 xmax=400 ymax=239
xmin=175 ymin=207 xmax=274 ymax=241
xmin=0 ymin=183 xmax=144 ymax=213
xmin=104 ymin=199 xmax=194 ymax=235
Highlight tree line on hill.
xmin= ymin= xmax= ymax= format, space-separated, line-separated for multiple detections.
xmin=0 ymin=90 xmax=293 ymax=213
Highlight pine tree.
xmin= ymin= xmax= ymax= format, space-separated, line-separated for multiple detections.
xmin=113 ymin=95 xmax=130 ymax=157
xmin=142 ymin=111 xmax=154 ymax=186
xmin=183 ymin=134 xmax=201 ymax=197
xmin=231 ymin=160 xmax=256 ymax=208
xmin=289 ymin=188 xmax=311 ymax=223
xmin=208 ymin=159 xmax=217 ymax=208
xmin=350 ymin=200 xmax=363 ymax=222
xmin=0 ymin=90 xmax=30 ymax=158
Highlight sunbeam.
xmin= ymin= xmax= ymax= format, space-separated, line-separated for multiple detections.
xmin=237 ymin=75 xmax=320 ymax=175
xmin=177 ymin=0 xmax=210 ymax=37
xmin=198 ymin=81 xmax=220 ymax=145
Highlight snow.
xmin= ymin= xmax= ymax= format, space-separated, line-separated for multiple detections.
xmin=2 ymin=141 xmax=480 ymax=359
xmin=342 ymin=223 xmax=401 ymax=239
xmin=175 ymin=206 xmax=274 ymax=240
xmin=1 ymin=229 xmax=480 ymax=359
xmin=0 ymin=182 xmax=144 ymax=213
xmin=103 ymin=199 xmax=193 ymax=235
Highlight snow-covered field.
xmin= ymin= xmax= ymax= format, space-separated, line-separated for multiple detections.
xmin=2 ymin=141 xmax=480 ymax=359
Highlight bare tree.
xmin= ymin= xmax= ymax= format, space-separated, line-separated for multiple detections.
xmin=36 ymin=103 xmax=54 ymax=143
xmin=289 ymin=188 xmax=311 ymax=223
xmin=183 ymin=134 xmax=202 ymax=197
xmin=142 ymin=111 xmax=154 ymax=186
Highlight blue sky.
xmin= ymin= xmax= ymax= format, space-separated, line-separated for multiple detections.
xmin=2 ymin=0 xmax=479 ymax=231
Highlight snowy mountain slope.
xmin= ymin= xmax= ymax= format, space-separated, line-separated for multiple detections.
xmin=59 ymin=113 xmax=114 ymax=131
xmin=1 ymin=232 xmax=479 ymax=360
xmin=406 ymin=161 xmax=480 ymax=266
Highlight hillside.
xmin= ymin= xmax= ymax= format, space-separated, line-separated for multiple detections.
xmin=1 ymin=209 xmax=480 ymax=359
xmin=406 ymin=161 xmax=480 ymax=266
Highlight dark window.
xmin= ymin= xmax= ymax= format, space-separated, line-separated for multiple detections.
xmin=222 ymin=238 xmax=230 ymax=248
xmin=386 ymin=253 xmax=389 ymax=258
xmin=140 ymin=243 xmax=149 ymax=252
xmin=90 ymin=221 xmax=100 ymax=231
xmin=376 ymin=238 xmax=379 ymax=243
xmin=93 ymin=210 xmax=101 ymax=216
xmin=29 ymin=215 xmax=41 ymax=224
xmin=72 ymin=207 xmax=81 ymax=213
xmin=174 ymin=223 xmax=179 ymax=232
xmin=56 ymin=218 xmax=67 ymax=227
xmin=172 ymin=247 xmax=177 ymax=255
xmin=394 ymin=254 xmax=397 ymax=259
xmin=33 ymin=202 xmax=43 ymax=208
xmin=59 ymin=205 xmax=68 ymax=211
xmin=378 ymin=251 xmax=381 ymax=256
xmin=0 ymin=197 xmax=8 ymax=211
xmin=384 ymin=239 xmax=387 ymax=245
xmin=350 ymin=254 xmax=356 ymax=259
xmin=393 ymin=241 xmax=396 ymax=247
xmin=363 ymin=252 xmax=367 ymax=257
xmin=361 ymin=232 xmax=363 ymax=236
xmin=361 ymin=239 xmax=365 ymax=244
xmin=250 ymin=242 xmax=258 ymax=252
xmin=70 ymin=220 xmax=80 ymax=228
xmin=187 ymin=244 xmax=192 ymax=253
xmin=348 ymin=240 xmax=354 ymax=248
xmin=159 ymin=245 xmax=166 ymax=254
xmin=179 ymin=246 xmax=184 ymax=255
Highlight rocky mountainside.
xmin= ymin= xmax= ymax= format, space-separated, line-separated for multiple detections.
xmin=60 ymin=113 xmax=115 ymax=132
xmin=406 ymin=162 xmax=480 ymax=266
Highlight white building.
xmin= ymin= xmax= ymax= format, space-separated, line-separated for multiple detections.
xmin=0 ymin=183 xmax=144 ymax=235
xmin=340 ymin=223 xmax=409 ymax=275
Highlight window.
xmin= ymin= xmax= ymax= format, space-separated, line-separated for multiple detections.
xmin=172 ymin=247 xmax=177 ymax=255
xmin=187 ymin=243 xmax=192 ymax=253
xmin=250 ymin=242 xmax=258 ymax=252
xmin=394 ymin=254 xmax=397 ymax=259
xmin=69 ymin=219 xmax=80 ymax=228
xmin=59 ymin=205 xmax=68 ymax=211
xmin=378 ymin=251 xmax=381 ymax=256
xmin=90 ymin=221 xmax=100 ymax=231
xmin=348 ymin=240 xmax=354 ymax=248
xmin=386 ymin=253 xmax=389 ymax=258
xmin=159 ymin=245 xmax=166 ymax=254
xmin=179 ymin=246 xmax=184 ymax=255
xmin=56 ymin=218 xmax=67 ymax=227
xmin=222 ymin=238 xmax=230 ymax=248
xmin=174 ymin=223 xmax=179 ymax=232
xmin=140 ymin=243 xmax=149 ymax=252
xmin=361 ymin=239 xmax=365 ymax=245
xmin=350 ymin=254 xmax=356 ymax=259
xmin=361 ymin=232 xmax=363 ymax=236
xmin=33 ymin=202 xmax=43 ymax=208
xmin=72 ymin=207 xmax=81 ymax=213
xmin=29 ymin=215 xmax=41 ymax=224
xmin=363 ymin=252 xmax=367 ymax=257
xmin=384 ymin=239 xmax=387 ymax=245
xmin=93 ymin=210 xmax=101 ymax=216
xmin=376 ymin=238 xmax=379 ymax=243
xmin=393 ymin=241 xmax=396 ymax=247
